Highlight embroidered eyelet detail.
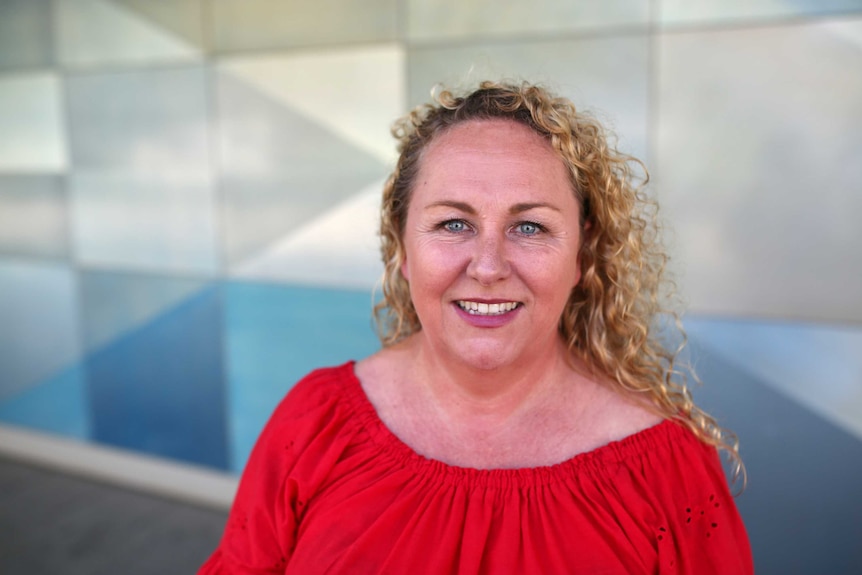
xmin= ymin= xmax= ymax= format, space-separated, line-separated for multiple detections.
xmin=230 ymin=512 xmax=249 ymax=532
xmin=684 ymin=494 xmax=722 ymax=539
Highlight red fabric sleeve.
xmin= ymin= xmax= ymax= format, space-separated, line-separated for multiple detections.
xmin=650 ymin=438 xmax=754 ymax=575
xmin=198 ymin=368 xmax=353 ymax=574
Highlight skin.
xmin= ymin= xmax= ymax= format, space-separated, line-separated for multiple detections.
xmin=357 ymin=119 xmax=659 ymax=469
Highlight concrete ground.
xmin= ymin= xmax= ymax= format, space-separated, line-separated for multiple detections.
xmin=0 ymin=457 xmax=227 ymax=575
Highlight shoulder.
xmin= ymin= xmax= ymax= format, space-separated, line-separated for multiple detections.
xmin=270 ymin=362 xmax=357 ymax=420
xmin=250 ymin=361 xmax=362 ymax=461
xmin=626 ymin=422 xmax=753 ymax=573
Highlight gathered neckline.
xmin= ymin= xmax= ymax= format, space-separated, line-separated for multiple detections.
xmin=336 ymin=361 xmax=687 ymax=488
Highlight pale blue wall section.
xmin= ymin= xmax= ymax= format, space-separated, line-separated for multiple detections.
xmin=79 ymin=270 xmax=208 ymax=353
xmin=0 ymin=260 xmax=81 ymax=400
xmin=87 ymin=284 xmax=229 ymax=470
xmin=0 ymin=364 xmax=90 ymax=439
xmin=224 ymin=282 xmax=380 ymax=472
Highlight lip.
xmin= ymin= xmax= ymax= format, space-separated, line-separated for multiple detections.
xmin=452 ymin=300 xmax=521 ymax=328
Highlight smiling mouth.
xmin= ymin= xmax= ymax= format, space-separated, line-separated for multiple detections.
xmin=456 ymin=300 xmax=521 ymax=316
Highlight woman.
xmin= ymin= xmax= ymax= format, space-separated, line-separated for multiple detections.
xmin=201 ymin=81 xmax=753 ymax=574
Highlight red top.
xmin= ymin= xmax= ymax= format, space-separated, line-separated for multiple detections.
xmin=201 ymin=362 xmax=753 ymax=574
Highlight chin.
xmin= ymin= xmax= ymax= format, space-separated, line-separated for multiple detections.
xmin=450 ymin=342 xmax=518 ymax=372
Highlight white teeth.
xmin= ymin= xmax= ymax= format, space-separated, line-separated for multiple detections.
xmin=457 ymin=301 xmax=518 ymax=315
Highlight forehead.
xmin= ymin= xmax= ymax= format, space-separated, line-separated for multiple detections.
xmin=423 ymin=118 xmax=559 ymax=165
xmin=415 ymin=119 xmax=572 ymax=196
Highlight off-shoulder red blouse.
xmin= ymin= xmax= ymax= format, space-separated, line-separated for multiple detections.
xmin=200 ymin=362 xmax=753 ymax=574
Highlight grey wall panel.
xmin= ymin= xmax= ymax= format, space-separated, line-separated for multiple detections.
xmin=66 ymin=66 xmax=209 ymax=172
xmin=0 ymin=175 xmax=67 ymax=259
xmin=211 ymin=0 xmax=398 ymax=52
xmin=216 ymin=70 xmax=388 ymax=267
xmin=656 ymin=20 xmax=862 ymax=322
xmin=56 ymin=0 xmax=202 ymax=67
xmin=70 ymin=172 xmax=219 ymax=274
xmin=409 ymin=35 xmax=650 ymax=160
xmin=662 ymin=0 xmax=862 ymax=25
xmin=407 ymin=0 xmax=649 ymax=41
xmin=0 ymin=0 xmax=54 ymax=70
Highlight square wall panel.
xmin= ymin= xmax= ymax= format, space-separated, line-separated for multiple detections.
xmin=111 ymin=0 xmax=207 ymax=52
xmin=70 ymin=172 xmax=219 ymax=274
xmin=216 ymin=48 xmax=401 ymax=267
xmin=0 ymin=73 xmax=68 ymax=172
xmin=407 ymin=0 xmax=649 ymax=42
xmin=409 ymin=35 xmax=650 ymax=160
xmin=661 ymin=0 xmax=862 ymax=25
xmin=55 ymin=0 xmax=202 ymax=68
xmin=0 ymin=0 xmax=54 ymax=70
xmin=656 ymin=20 xmax=862 ymax=322
xmin=0 ymin=175 xmax=68 ymax=259
xmin=211 ymin=0 xmax=398 ymax=53
xmin=79 ymin=269 xmax=208 ymax=353
xmin=87 ymin=283 xmax=228 ymax=470
xmin=65 ymin=66 xmax=209 ymax=173
xmin=0 ymin=259 xmax=81 ymax=400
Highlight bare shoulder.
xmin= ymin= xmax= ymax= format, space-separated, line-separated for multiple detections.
xmin=586 ymin=379 xmax=665 ymax=445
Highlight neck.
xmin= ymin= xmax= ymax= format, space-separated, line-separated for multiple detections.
xmin=406 ymin=333 xmax=578 ymax=423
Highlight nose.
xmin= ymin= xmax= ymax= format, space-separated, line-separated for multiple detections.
xmin=466 ymin=231 xmax=511 ymax=285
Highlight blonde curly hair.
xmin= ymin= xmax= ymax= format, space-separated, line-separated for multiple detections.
xmin=374 ymin=81 xmax=742 ymax=482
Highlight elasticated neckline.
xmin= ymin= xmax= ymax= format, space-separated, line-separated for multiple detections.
xmin=337 ymin=361 xmax=686 ymax=489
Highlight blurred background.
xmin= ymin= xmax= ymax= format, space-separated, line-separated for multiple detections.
xmin=0 ymin=0 xmax=860 ymax=573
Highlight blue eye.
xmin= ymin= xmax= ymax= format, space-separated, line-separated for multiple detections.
xmin=444 ymin=220 xmax=467 ymax=233
xmin=516 ymin=222 xmax=541 ymax=235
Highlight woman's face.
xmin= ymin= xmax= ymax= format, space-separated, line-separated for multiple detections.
xmin=401 ymin=119 xmax=584 ymax=372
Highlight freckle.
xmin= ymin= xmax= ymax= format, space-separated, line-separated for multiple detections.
xmin=709 ymin=494 xmax=715 ymax=502
xmin=700 ymin=511 xmax=704 ymax=515
xmin=659 ymin=527 xmax=666 ymax=532
xmin=658 ymin=535 xmax=664 ymax=541
xmin=712 ymin=523 xmax=718 ymax=528
xmin=686 ymin=518 xmax=691 ymax=523
xmin=686 ymin=508 xmax=691 ymax=513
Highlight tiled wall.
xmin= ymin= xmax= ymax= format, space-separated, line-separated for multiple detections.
xmin=1 ymin=1 xmax=861 ymax=572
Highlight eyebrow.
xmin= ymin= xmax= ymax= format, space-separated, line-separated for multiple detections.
xmin=509 ymin=202 xmax=561 ymax=214
xmin=424 ymin=201 xmax=561 ymax=214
